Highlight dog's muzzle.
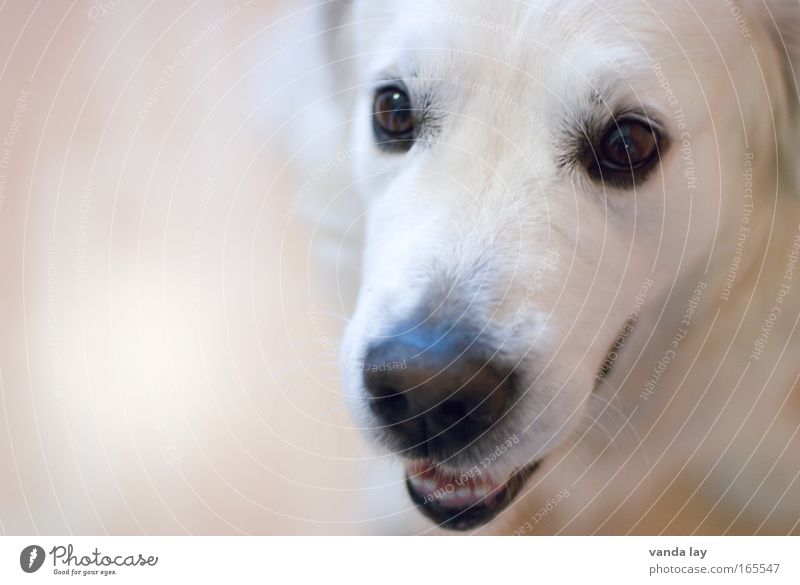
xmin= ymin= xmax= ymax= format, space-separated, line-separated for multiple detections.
xmin=361 ymin=319 xmax=541 ymax=529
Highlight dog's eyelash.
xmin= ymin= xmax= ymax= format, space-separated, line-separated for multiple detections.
xmin=372 ymin=79 xmax=443 ymax=152
xmin=558 ymin=108 xmax=668 ymax=190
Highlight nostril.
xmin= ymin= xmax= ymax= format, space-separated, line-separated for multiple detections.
xmin=367 ymin=386 xmax=409 ymax=418
xmin=437 ymin=399 xmax=468 ymax=427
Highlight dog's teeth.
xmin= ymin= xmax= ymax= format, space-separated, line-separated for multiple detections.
xmin=420 ymin=478 xmax=437 ymax=494
xmin=472 ymin=484 xmax=489 ymax=499
xmin=407 ymin=462 xmax=505 ymax=508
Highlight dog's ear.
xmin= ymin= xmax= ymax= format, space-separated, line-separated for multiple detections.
xmin=261 ymin=1 xmax=359 ymax=166
xmin=321 ymin=1 xmax=354 ymax=56
xmin=320 ymin=0 xmax=356 ymax=101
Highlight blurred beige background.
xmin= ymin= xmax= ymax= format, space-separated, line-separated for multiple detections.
xmin=0 ymin=0 xmax=418 ymax=535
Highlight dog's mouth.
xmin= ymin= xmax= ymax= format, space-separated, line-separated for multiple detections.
xmin=404 ymin=459 xmax=542 ymax=530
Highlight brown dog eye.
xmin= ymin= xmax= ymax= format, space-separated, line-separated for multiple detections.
xmin=373 ymin=86 xmax=415 ymax=151
xmin=599 ymin=119 xmax=659 ymax=171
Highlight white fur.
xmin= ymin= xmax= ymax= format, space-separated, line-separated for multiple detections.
xmin=272 ymin=0 xmax=800 ymax=534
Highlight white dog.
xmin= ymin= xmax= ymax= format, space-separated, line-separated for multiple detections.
xmin=271 ymin=0 xmax=800 ymax=534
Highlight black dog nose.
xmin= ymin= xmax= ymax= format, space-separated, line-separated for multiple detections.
xmin=362 ymin=324 xmax=514 ymax=457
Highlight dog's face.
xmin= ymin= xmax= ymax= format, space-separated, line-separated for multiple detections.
xmin=332 ymin=0 xmax=797 ymax=529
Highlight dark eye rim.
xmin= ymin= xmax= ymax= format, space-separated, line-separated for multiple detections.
xmin=585 ymin=114 xmax=667 ymax=187
xmin=372 ymin=84 xmax=417 ymax=152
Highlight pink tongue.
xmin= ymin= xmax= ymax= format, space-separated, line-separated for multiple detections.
xmin=407 ymin=461 xmax=503 ymax=508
